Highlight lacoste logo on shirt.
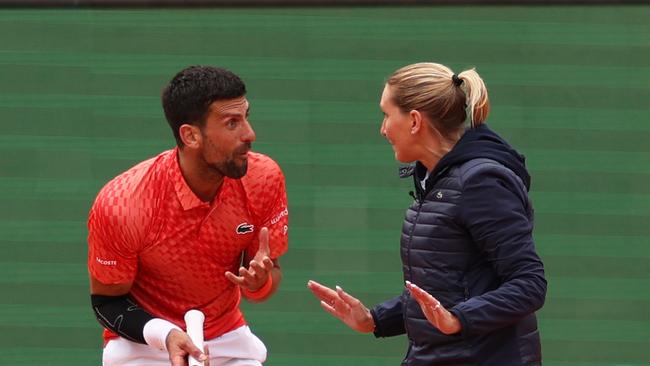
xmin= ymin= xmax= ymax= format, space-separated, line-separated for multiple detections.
xmin=96 ymin=257 xmax=117 ymax=266
xmin=236 ymin=223 xmax=255 ymax=234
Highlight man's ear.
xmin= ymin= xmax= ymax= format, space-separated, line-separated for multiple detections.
xmin=409 ymin=110 xmax=423 ymax=135
xmin=179 ymin=124 xmax=201 ymax=148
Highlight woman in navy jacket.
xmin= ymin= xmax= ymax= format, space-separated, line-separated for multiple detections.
xmin=308 ymin=62 xmax=547 ymax=366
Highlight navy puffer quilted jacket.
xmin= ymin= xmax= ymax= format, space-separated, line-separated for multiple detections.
xmin=370 ymin=125 xmax=547 ymax=366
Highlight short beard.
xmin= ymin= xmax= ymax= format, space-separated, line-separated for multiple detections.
xmin=202 ymin=141 xmax=251 ymax=179
xmin=220 ymin=158 xmax=248 ymax=179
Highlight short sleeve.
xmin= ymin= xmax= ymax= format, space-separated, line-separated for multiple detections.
xmin=87 ymin=188 xmax=142 ymax=285
xmin=246 ymin=161 xmax=289 ymax=260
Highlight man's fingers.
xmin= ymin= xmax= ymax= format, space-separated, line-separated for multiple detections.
xmin=249 ymin=260 xmax=271 ymax=276
xmin=225 ymin=271 xmax=246 ymax=286
xmin=256 ymin=227 xmax=270 ymax=258
xmin=189 ymin=348 xmax=207 ymax=363
xmin=238 ymin=266 xmax=251 ymax=277
xmin=258 ymin=257 xmax=273 ymax=272
xmin=262 ymin=257 xmax=274 ymax=269
xmin=183 ymin=339 xmax=207 ymax=363
xmin=241 ymin=266 xmax=262 ymax=283
xmin=189 ymin=350 xmax=207 ymax=362
xmin=248 ymin=260 xmax=263 ymax=274
xmin=239 ymin=266 xmax=262 ymax=284
xmin=169 ymin=353 xmax=186 ymax=366
xmin=203 ymin=345 xmax=210 ymax=366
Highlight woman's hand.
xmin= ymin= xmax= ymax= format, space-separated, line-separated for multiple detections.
xmin=405 ymin=281 xmax=462 ymax=335
xmin=307 ymin=280 xmax=375 ymax=333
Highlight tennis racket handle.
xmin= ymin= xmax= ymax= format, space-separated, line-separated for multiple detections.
xmin=184 ymin=310 xmax=205 ymax=366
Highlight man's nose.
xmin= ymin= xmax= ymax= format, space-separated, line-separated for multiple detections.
xmin=242 ymin=119 xmax=256 ymax=142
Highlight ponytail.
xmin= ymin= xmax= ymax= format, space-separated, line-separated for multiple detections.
xmin=457 ymin=68 xmax=490 ymax=127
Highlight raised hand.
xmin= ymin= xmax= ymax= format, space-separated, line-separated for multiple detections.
xmin=225 ymin=227 xmax=274 ymax=292
xmin=166 ymin=329 xmax=208 ymax=366
xmin=307 ymin=280 xmax=375 ymax=333
xmin=405 ymin=281 xmax=462 ymax=335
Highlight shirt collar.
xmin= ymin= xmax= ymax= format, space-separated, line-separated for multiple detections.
xmin=169 ymin=147 xmax=210 ymax=210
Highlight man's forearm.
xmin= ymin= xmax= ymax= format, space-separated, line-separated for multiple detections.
xmin=91 ymin=294 xmax=154 ymax=344
xmin=91 ymin=294 xmax=180 ymax=349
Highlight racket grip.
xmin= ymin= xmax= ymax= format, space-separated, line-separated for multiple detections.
xmin=184 ymin=310 xmax=205 ymax=366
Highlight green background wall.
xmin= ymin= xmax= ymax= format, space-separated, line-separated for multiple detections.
xmin=1 ymin=6 xmax=649 ymax=365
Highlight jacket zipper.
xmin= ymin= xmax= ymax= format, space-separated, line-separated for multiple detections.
xmin=404 ymin=197 xmax=423 ymax=340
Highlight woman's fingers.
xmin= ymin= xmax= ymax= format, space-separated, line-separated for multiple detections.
xmin=320 ymin=300 xmax=338 ymax=316
xmin=310 ymin=281 xmax=375 ymax=334
xmin=320 ymin=299 xmax=350 ymax=321
xmin=307 ymin=280 xmax=338 ymax=303
xmin=310 ymin=282 xmax=353 ymax=315
xmin=406 ymin=281 xmax=440 ymax=306
xmin=336 ymin=285 xmax=361 ymax=308
xmin=406 ymin=281 xmax=443 ymax=318
xmin=405 ymin=280 xmax=462 ymax=334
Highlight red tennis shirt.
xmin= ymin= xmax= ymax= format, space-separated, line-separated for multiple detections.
xmin=87 ymin=148 xmax=288 ymax=343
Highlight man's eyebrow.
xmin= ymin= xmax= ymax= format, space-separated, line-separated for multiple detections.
xmin=217 ymin=111 xmax=245 ymax=119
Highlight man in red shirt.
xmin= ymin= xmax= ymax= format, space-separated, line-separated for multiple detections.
xmin=88 ymin=66 xmax=288 ymax=366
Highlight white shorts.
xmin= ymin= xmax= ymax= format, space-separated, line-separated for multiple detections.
xmin=103 ymin=325 xmax=267 ymax=366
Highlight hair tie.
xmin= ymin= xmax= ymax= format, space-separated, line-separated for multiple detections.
xmin=452 ymin=74 xmax=463 ymax=86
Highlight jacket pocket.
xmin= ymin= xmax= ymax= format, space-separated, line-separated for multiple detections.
xmin=518 ymin=329 xmax=542 ymax=365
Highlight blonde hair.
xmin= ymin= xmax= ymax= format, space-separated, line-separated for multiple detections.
xmin=386 ymin=62 xmax=490 ymax=134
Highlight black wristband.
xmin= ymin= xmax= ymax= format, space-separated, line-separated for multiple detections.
xmin=91 ymin=294 xmax=155 ymax=344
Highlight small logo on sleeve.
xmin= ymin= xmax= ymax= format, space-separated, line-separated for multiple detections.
xmin=236 ymin=223 xmax=255 ymax=234
xmin=270 ymin=208 xmax=289 ymax=225
xmin=96 ymin=257 xmax=117 ymax=266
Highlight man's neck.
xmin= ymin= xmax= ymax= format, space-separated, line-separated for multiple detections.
xmin=177 ymin=148 xmax=224 ymax=203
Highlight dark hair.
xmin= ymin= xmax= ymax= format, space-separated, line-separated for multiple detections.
xmin=162 ymin=66 xmax=246 ymax=146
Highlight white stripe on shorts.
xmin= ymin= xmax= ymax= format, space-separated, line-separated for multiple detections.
xmin=103 ymin=325 xmax=267 ymax=366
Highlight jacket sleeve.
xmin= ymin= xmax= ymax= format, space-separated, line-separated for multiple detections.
xmin=449 ymin=163 xmax=547 ymax=337
xmin=370 ymin=293 xmax=406 ymax=337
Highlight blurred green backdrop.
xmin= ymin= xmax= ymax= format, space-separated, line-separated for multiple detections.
xmin=1 ymin=6 xmax=649 ymax=366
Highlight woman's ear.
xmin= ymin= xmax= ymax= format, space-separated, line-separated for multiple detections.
xmin=409 ymin=110 xmax=423 ymax=135
xmin=179 ymin=124 xmax=201 ymax=148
